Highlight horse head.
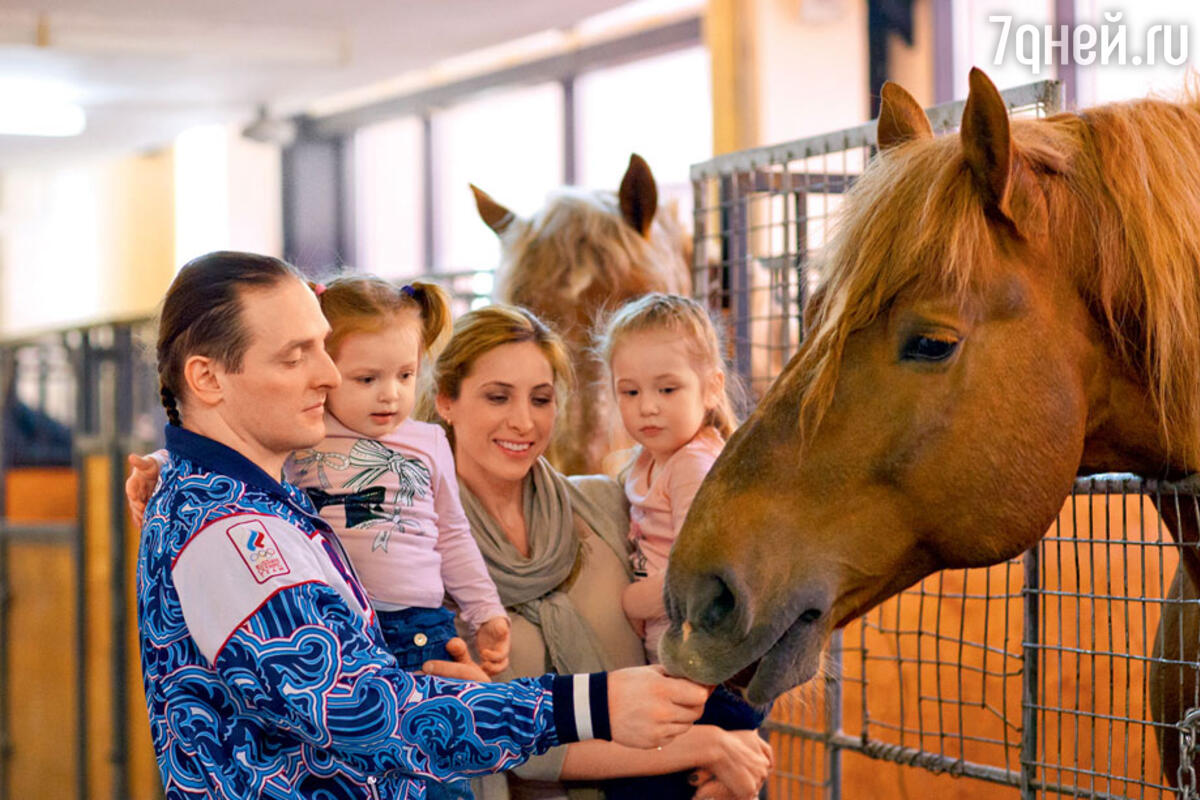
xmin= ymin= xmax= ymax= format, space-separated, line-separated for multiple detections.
xmin=662 ymin=68 xmax=1200 ymax=706
xmin=471 ymin=154 xmax=692 ymax=474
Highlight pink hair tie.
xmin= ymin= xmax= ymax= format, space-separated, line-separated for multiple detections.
xmin=312 ymin=282 xmax=327 ymax=296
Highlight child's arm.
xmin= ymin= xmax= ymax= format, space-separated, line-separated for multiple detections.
xmin=666 ymin=443 xmax=721 ymax=536
xmin=622 ymin=572 xmax=667 ymax=622
xmin=430 ymin=428 xmax=511 ymax=674
xmin=623 ymin=440 xmax=722 ymax=626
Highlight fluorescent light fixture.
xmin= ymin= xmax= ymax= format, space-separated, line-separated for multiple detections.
xmin=0 ymin=78 xmax=86 ymax=137
xmin=42 ymin=14 xmax=347 ymax=67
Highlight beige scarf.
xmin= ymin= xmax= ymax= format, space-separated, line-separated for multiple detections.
xmin=458 ymin=457 xmax=631 ymax=674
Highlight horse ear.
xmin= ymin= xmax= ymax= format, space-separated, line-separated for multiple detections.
xmin=876 ymin=81 xmax=932 ymax=151
xmin=470 ymin=184 xmax=515 ymax=235
xmin=960 ymin=67 xmax=1013 ymax=217
xmin=619 ymin=153 xmax=658 ymax=238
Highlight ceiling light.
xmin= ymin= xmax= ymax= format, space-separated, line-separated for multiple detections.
xmin=0 ymin=78 xmax=86 ymax=137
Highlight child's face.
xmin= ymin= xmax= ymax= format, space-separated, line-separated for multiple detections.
xmin=611 ymin=329 xmax=717 ymax=465
xmin=326 ymin=312 xmax=422 ymax=439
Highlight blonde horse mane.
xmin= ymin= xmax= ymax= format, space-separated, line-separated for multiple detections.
xmin=495 ymin=187 xmax=690 ymax=333
xmin=786 ymin=93 xmax=1200 ymax=467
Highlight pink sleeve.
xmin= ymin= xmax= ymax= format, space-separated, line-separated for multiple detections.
xmin=430 ymin=428 xmax=508 ymax=631
xmin=665 ymin=444 xmax=720 ymax=536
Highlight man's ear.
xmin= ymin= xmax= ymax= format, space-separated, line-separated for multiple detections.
xmin=182 ymin=355 xmax=225 ymax=408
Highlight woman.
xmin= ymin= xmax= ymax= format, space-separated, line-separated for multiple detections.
xmin=426 ymin=305 xmax=768 ymax=800
xmin=128 ymin=303 xmax=771 ymax=800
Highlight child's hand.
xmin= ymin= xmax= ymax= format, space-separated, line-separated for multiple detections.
xmin=475 ymin=616 xmax=511 ymax=676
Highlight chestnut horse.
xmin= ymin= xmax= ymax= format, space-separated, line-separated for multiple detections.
xmin=661 ymin=70 xmax=1200 ymax=782
xmin=471 ymin=154 xmax=692 ymax=475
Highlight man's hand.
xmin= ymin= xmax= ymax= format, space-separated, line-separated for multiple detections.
xmin=421 ymin=637 xmax=490 ymax=682
xmin=691 ymin=728 xmax=773 ymax=800
xmin=475 ymin=616 xmax=511 ymax=676
xmin=126 ymin=452 xmax=164 ymax=526
xmin=607 ymin=664 xmax=709 ymax=749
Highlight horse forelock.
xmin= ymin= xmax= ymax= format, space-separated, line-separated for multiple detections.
xmin=495 ymin=187 xmax=690 ymax=313
xmin=782 ymin=93 xmax=1200 ymax=467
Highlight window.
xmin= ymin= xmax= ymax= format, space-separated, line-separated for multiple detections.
xmin=344 ymin=8 xmax=704 ymax=292
xmin=576 ymin=44 xmax=711 ymax=218
xmin=353 ymin=116 xmax=424 ymax=277
xmin=431 ymin=82 xmax=564 ymax=274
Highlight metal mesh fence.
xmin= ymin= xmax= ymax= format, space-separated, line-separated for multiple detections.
xmin=0 ymin=319 xmax=163 ymax=800
xmin=690 ymin=82 xmax=1200 ymax=799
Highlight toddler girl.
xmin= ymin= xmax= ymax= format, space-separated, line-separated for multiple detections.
xmin=598 ymin=292 xmax=764 ymax=800
xmin=291 ymin=276 xmax=510 ymax=681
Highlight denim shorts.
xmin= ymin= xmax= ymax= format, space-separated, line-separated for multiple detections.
xmin=376 ymin=606 xmax=457 ymax=671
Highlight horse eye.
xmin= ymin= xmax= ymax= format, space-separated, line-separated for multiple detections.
xmin=900 ymin=335 xmax=959 ymax=362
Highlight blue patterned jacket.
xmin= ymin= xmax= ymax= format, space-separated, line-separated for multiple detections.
xmin=138 ymin=426 xmax=607 ymax=799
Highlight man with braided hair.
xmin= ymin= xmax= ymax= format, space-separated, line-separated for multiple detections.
xmin=137 ymin=251 xmax=710 ymax=800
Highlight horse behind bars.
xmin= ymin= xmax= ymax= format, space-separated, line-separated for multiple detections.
xmin=470 ymin=154 xmax=692 ymax=475
xmin=658 ymin=69 xmax=1200 ymax=785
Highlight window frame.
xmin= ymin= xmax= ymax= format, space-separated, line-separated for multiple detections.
xmin=282 ymin=13 xmax=702 ymax=277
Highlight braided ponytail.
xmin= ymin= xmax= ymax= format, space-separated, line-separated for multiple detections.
xmin=160 ymin=383 xmax=182 ymax=427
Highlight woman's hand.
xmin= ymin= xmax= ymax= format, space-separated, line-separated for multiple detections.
xmin=690 ymin=728 xmax=774 ymax=800
xmin=474 ymin=616 xmax=511 ymax=676
xmin=420 ymin=637 xmax=491 ymax=682
xmin=126 ymin=451 xmax=165 ymax=526
xmin=607 ymin=665 xmax=709 ymax=749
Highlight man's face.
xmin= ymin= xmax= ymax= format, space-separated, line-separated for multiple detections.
xmin=217 ymin=278 xmax=340 ymax=472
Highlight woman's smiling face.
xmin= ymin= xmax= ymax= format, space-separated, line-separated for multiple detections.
xmin=437 ymin=340 xmax=558 ymax=491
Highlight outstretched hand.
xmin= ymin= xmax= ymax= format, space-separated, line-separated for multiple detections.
xmin=421 ymin=637 xmax=491 ymax=682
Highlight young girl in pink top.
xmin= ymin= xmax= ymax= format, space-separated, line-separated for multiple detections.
xmin=288 ymin=276 xmax=510 ymax=692
xmin=598 ymin=292 xmax=762 ymax=800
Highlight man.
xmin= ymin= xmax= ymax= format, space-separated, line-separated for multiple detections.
xmin=137 ymin=251 xmax=709 ymax=799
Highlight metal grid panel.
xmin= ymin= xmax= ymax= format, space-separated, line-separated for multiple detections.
xmin=0 ymin=319 xmax=163 ymax=800
xmin=689 ymin=83 xmax=1200 ymax=798
xmin=691 ymin=80 xmax=1062 ymax=399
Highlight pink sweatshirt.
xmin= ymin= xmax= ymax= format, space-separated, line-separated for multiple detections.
xmin=624 ymin=426 xmax=725 ymax=661
xmin=286 ymin=415 xmax=506 ymax=631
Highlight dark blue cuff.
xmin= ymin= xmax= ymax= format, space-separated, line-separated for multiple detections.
xmin=549 ymin=672 xmax=611 ymax=742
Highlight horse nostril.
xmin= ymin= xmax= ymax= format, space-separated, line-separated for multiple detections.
xmin=692 ymin=573 xmax=738 ymax=634
xmin=798 ymin=607 xmax=822 ymax=624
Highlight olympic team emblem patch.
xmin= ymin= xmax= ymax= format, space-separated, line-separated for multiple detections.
xmin=227 ymin=519 xmax=291 ymax=583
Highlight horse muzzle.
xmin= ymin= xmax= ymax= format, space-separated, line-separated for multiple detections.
xmin=661 ymin=568 xmax=832 ymax=704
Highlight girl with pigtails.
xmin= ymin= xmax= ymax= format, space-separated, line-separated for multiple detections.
xmin=293 ymin=277 xmax=509 ymax=800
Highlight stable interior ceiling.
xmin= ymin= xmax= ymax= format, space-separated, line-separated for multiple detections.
xmin=0 ymin=0 xmax=633 ymax=168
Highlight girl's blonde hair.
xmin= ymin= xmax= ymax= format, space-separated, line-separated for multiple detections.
xmin=597 ymin=292 xmax=740 ymax=439
xmin=421 ymin=305 xmax=573 ymax=440
xmin=315 ymin=276 xmax=452 ymax=360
